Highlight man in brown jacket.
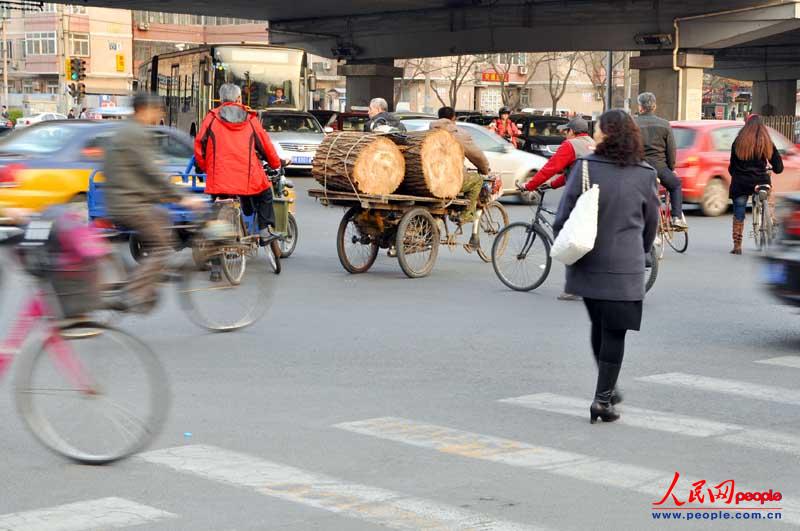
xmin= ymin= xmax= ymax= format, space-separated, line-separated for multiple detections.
xmin=431 ymin=107 xmax=491 ymax=250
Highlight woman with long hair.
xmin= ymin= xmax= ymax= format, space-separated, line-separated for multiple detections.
xmin=728 ymin=115 xmax=784 ymax=254
xmin=553 ymin=109 xmax=659 ymax=424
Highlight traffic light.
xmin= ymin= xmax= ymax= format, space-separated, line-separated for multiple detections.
xmin=67 ymin=83 xmax=76 ymax=98
xmin=69 ymin=57 xmax=80 ymax=81
xmin=77 ymin=83 xmax=86 ymax=101
xmin=65 ymin=58 xmax=72 ymax=81
xmin=77 ymin=59 xmax=86 ymax=81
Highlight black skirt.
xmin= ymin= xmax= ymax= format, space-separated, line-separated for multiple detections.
xmin=584 ymin=298 xmax=643 ymax=331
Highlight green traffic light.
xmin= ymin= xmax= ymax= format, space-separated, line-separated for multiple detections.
xmin=70 ymin=72 xmax=78 ymax=81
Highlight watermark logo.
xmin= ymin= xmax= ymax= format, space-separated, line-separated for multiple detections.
xmin=651 ymin=472 xmax=782 ymax=522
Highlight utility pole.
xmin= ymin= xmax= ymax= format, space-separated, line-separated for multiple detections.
xmin=605 ymin=51 xmax=614 ymax=111
xmin=58 ymin=4 xmax=68 ymax=114
xmin=1 ymin=6 xmax=8 ymax=109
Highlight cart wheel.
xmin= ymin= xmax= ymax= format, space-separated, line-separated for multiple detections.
xmin=337 ymin=207 xmax=379 ymax=274
xmin=279 ymin=213 xmax=298 ymax=258
xmin=129 ymin=234 xmax=149 ymax=264
xmin=396 ymin=207 xmax=439 ymax=278
xmin=476 ymin=201 xmax=509 ymax=263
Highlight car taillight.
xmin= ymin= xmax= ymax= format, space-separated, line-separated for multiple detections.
xmin=0 ymin=163 xmax=24 ymax=187
xmin=677 ymin=155 xmax=700 ymax=168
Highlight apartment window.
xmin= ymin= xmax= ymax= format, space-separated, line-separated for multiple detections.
xmin=67 ymin=5 xmax=87 ymax=14
xmin=0 ymin=40 xmax=12 ymax=60
xmin=70 ymin=33 xmax=89 ymax=56
xmin=22 ymin=82 xmax=34 ymax=94
xmin=25 ymin=32 xmax=57 ymax=55
xmin=40 ymin=3 xmax=57 ymax=13
xmin=46 ymin=82 xmax=59 ymax=94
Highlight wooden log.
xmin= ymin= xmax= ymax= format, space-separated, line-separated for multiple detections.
xmin=397 ymin=129 xmax=465 ymax=199
xmin=312 ymin=132 xmax=405 ymax=195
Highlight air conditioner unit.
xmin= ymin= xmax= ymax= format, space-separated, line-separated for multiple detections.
xmin=138 ymin=23 xmax=149 ymax=31
xmin=323 ymin=61 xmax=332 ymax=71
xmin=518 ymin=65 xmax=528 ymax=75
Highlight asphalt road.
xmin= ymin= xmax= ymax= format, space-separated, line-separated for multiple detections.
xmin=1 ymin=177 xmax=799 ymax=530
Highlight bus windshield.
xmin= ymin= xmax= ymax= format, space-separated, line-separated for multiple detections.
xmin=212 ymin=46 xmax=304 ymax=110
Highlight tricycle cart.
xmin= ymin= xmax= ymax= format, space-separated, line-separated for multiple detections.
xmin=308 ymin=182 xmax=508 ymax=278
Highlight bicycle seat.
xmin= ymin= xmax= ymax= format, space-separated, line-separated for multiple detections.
xmin=213 ymin=198 xmax=239 ymax=205
xmin=754 ymin=184 xmax=772 ymax=193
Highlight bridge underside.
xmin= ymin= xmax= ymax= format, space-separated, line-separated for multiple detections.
xmin=78 ymin=0 xmax=800 ymax=118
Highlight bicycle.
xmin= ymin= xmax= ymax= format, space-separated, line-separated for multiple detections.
xmin=492 ymin=184 xmax=658 ymax=293
xmin=656 ymin=184 xmax=688 ymax=258
xmin=751 ymin=183 xmax=775 ymax=252
xmin=0 ymin=222 xmax=168 ymax=464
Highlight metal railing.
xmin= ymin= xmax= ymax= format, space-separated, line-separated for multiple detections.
xmin=762 ymin=115 xmax=798 ymax=142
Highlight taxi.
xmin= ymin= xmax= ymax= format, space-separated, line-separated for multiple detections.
xmin=0 ymin=120 xmax=193 ymax=211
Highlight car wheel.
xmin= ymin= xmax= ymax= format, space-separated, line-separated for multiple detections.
xmin=701 ymin=178 xmax=729 ymax=217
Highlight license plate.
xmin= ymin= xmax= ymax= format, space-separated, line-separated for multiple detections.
xmin=24 ymin=220 xmax=52 ymax=241
xmin=292 ymin=156 xmax=313 ymax=165
xmin=762 ymin=262 xmax=787 ymax=285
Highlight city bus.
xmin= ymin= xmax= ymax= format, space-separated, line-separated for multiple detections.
xmin=136 ymin=44 xmax=316 ymax=136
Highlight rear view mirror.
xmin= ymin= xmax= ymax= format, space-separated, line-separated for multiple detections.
xmin=323 ymin=126 xmax=334 ymax=134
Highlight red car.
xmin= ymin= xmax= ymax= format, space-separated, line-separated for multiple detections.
xmin=671 ymin=120 xmax=800 ymax=216
xmin=310 ymin=110 xmax=370 ymax=132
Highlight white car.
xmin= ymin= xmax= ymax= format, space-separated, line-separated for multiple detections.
xmin=402 ymin=119 xmax=548 ymax=200
xmin=15 ymin=112 xmax=67 ymax=129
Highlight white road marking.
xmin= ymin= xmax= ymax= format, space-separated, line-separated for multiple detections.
xmin=500 ymin=392 xmax=800 ymax=456
xmin=636 ymin=372 xmax=800 ymax=406
xmin=141 ymin=444 xmax=542 ymax=531
xmin=335 ymin=417 xmax=800 ymax=525
xmin=0 ymin=497 xmax=176 ymax=531
xmin=755 ymin=356 xmax=800 ymax=369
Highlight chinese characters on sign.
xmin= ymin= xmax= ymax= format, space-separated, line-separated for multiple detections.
xmin=115 ymin=53 xmax=125 ymax=72
xmin=481 ymin=71 xmax=510 ymax=83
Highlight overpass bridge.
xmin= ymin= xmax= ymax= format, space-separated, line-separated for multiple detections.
xmin=73 ymin=0 xmax=800 ymax=118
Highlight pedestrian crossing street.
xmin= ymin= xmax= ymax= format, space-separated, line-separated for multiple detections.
xmin=3 ymin=354 xmax=800 ymax=530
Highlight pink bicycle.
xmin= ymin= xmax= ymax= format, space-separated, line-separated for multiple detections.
xmin=0 ymin=222 xmax=168 ymax=464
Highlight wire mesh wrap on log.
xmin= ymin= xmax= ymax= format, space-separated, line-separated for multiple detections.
xmin=396 ymin=129 xmax=465 ymax=199
xmin=312 ymin=132 xmax=406 ymax=195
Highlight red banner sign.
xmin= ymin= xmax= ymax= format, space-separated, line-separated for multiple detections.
xmin=481 ymin=71 xmax=509 ymax=82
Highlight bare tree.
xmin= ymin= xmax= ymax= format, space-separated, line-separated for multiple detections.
xmin=576 ymin=51 xmax=627 ymax=111
xmin=545 ymin=52 xmax=580 ymax=115
xmin=429 ymin=55 xmax=480 ymax=108
xmin=483 ymin=53 xmax=550 ymax=110
xmin=394 ymin=58 xmax=442 ymax=108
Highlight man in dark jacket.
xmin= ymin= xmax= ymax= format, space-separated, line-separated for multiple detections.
xmin=104 ymin=93 xmax=200 ymax=310
xmin=195 ymin=83 xmax=282 ymax=244
xmin=364 ymin=98 xmax=406 ymax=133
xmin=635 ymin=92 xmax=687 ymax=229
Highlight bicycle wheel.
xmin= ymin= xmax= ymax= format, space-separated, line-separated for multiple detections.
xmin=476 ymin=201 xmax=509 ymax=263
xmin=15 ymin=322 xmax=168 ymax=464
xmin=279 ymin=213 xmax=298 ymax=258
xmin=665 ymin=228 xmax=688 ymax=254
xmin=217 ymin=205 xmax=247 ymax=285
xmin=645 ymin=247 xmax=659 ymax=293
xmin=753 ymin=199 xmax=764 ymax=251
xmin=492 ymin=222 xmax=551 ymax=292
xmin=760 ymin=197 xmax=773 ymax=251
xmin=396 ymin=207 xmax=439 ymax=278
xmin=177 ymin=249 xmax=275 ymax=332
xmin=337 ymin=207 xmax=379 ymax=274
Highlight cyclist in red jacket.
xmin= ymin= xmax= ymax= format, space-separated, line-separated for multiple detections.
xmin=489 ymin=107 xmax=521 ymax=146
xmin=195 ymin=83 xmax=282 ymax=243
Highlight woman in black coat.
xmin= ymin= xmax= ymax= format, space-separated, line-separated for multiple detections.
xmin=553 ymin=109 xmax=659 ymax=424
xmin=728 ymin=115 xmax=783 ymax=255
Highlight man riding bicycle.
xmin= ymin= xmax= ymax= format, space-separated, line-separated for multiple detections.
xmin=431 ymin=106 xmax=491 ymax=251
xmin=103 ymin=93 xmax=201 ymax=311
xmin=194 ymin=83 xmax=283 ymax=254
xmin=635 ymin=92 xmax=688 ymax=229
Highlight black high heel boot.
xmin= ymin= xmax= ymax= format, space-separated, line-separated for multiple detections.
xmin=591 ymin=350 xmax=623 ymax=405
xmin=590 ymin=361 xmax=622 ymax=424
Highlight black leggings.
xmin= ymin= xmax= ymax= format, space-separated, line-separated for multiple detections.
xmin=590 ymin=325 xmax=627 ymax=365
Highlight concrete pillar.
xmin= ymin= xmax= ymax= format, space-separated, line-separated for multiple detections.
xmin=630 ymin=53 xmax=713 ymax=121
xmin=339 ymin=59 xmax=403 ymax=112
xmin=751 ymin=80 xmax=797 ymax=116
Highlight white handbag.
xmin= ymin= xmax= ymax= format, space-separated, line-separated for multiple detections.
xmin=550 ymin=160 xmax=600 ymax=265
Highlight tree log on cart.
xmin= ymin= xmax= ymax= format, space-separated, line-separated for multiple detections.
xmin=397 ymin=129 xmax=465 ymax=199
xmin=313 ymin=132 xmax=405 ymax=195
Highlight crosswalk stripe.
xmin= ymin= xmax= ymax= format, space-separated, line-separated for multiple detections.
xmin=500 ymin=392 xmax=800 ymax=456
xmin=755 ymin=356 xmax=800 ymax=369
xmin=335 ymin=417 xmax=799 ymax=525
xmin=140 ymin=444 xmax=543 ymax=531
xmin=0 ymin=497 xmax=176 ymax=531
xmin=636 ymin=372 xmax=800 ymax=406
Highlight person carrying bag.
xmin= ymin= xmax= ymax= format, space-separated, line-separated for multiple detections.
xmin=550 ymin=159 xmax=599 ymax=265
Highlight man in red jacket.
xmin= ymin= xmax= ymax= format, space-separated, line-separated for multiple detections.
xmin=195 ymin=83 xmax=282 ymax=243
xmin=523 ymin=117 xmax=595 ymax=193
xmin=522 ymin=116 xmax=595 ymax=302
